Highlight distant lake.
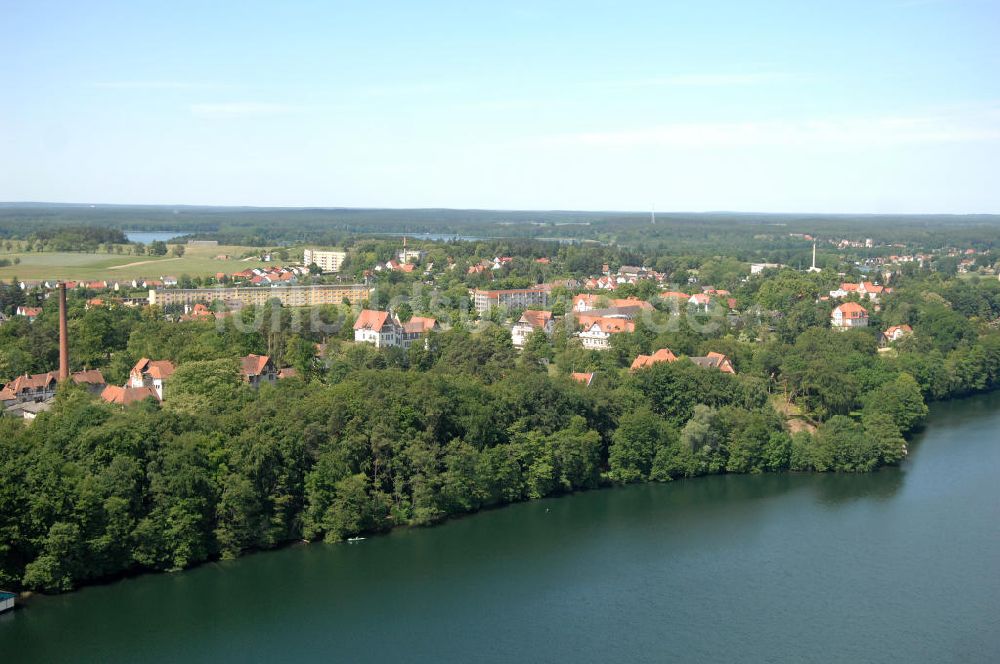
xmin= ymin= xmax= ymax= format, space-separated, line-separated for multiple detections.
xmin=367 ymin=232 xmax=483 ymax=242
xmin=125 ymin=231 xmax=189 ymax=244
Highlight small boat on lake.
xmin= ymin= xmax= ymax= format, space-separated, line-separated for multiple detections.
xmin=346 ymin=537 xmax=365 ymax=543
xmin=0 ymin=591 xmax=15 ymax=613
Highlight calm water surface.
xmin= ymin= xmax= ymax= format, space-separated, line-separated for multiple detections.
xmin=3 ymin=393 xmax=999 ymax=663
xmin=124 ymin=231 xmax=189 ymax=244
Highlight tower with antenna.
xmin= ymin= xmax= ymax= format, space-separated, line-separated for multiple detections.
xmin=807 ymin=241 xmax=822 ymax=273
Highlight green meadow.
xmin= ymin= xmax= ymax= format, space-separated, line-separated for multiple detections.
xmin=0 ymin=244 xmax=270 ymax=282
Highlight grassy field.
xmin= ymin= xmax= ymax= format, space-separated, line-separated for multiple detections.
xmin=0 ymin=243 xmax=271 ymax=281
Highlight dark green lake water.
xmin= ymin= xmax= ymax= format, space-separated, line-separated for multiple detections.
xmin=4 ymin=393 xmax=1000 ymax=663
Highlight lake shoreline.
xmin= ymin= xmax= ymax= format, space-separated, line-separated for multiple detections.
xmin=12 ymin=388 xmax=989 ymax=601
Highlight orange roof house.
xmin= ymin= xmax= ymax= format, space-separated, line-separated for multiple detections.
xmin=689 ymin=352 xmax=736 ymax=374
xmin=518 ymin=310 xmax=554 ymax=329
xmin=401 ymin=316 xmax=438 ymax=334
xmin=572 ymin=293 xmax=603 ymax=311
xmin=101 ymin=385 xmax=161 ymax=406
xmin=611 ymin=297 xmax=654 ymax=311
xmin=831 ymin=302 xmax=869 ymax=329
xmin=354 ymin=309 xmax=392 ymax=332
xmin=883 ymin=324 xmax=913 ymax=342
xmin=131 ymin=358 xmax=175 ymax=381
xmin=240 ymin=354 xmax=278 ymax=387
xmin=16 ymin=306 xmax=42 ymax=320
xmin=72 ymin=369 xmax=106 ymax=390
xmin=570 ymin=372 xmax=595 ymax=386
xmin=129 ymin=358 xmax=176 ymax=400
xmin=577 ymin=316 xmax=635 ymax=350
xmin=511 ymin=310 xmax=554 ymax=348
xmin=630 ymin=348 xmax=678 ymax=371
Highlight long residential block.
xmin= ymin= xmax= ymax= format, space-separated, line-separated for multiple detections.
xmin=149 ymin=284 xmax=371 ymax=308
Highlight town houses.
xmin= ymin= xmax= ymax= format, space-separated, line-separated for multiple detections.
xmin=2 ymin=229 xmax=933 ymax=426
xmin=629 ymin=348 xmax=736 ymax=374
xmin=1 ymin=369 xmax=106 ymax=407
xmin=829 ymin=281 xmax=888 ymax=302
xmin=631 ymin=348 xmax=678 ymax=370
xmin=572 ymin=294 xmax=653 ymax=313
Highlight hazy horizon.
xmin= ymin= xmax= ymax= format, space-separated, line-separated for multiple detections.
xmin=3 ymin=201 xmax=999 ymax=217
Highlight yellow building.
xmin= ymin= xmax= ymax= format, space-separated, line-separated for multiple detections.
xmin=149 ymin=284 xmax=370 ymax=308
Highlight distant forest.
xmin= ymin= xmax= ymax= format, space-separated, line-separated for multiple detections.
xmin=0 ymin=204 xmax=998 ymax=254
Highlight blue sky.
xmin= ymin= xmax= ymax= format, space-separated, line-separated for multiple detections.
xmin=1 ymin=0 xmax=998 ymax=212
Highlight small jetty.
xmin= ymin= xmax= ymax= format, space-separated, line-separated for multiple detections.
xmin=0 ymin=591 xmax=15 ymax=613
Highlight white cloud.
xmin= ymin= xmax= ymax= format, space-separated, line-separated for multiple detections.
xmin=94 ymin=81 xmax=220 ymax=90
xmin=539 ymin=111 xmax=1000 ymax=149
xmin=189 ymin=102 xmax=305 ymax=118
xmin=612 ymin=72 xmax=795 ymax=88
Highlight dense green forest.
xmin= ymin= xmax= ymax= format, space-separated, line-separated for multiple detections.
xmin=3 ymin=262 xmax=1000 ymax=593
xmin=1 ymin=203 xmax=999 ymax=255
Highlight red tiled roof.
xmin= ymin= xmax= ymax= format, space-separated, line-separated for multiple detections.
xmin=861 ymin=282 xmax=884 ymax=294
xmin=611 ymin=297 xmax=653 ymax=310
xmin=402 ymin=316 xmax=437 ymax=334
xmin=570 ymin=372 xmax=594 ymax=386
xmin=72 ymin=369 xmax=106 ymax=386
xmin=240 ymin=354 xmax=272 ymax=377
xmin=3 ymin=372 xmax=57 ymax=395
xmin=582 ymin=317 xmax=634 ymax=334
xmin=690 ymin=352 xmax=736 ymax=374
xmin=101 ymin=385 xmax=160 ymax=406
xmin=834 ymin=302 xmax=868 ymax=316
xmin=518 ymin=310 xmax=553 ymax=330
xmin=630 ymin=348 xmax=678 ymax=370
xmin=354 ymin=309 xmax=391 ymax=331
xmin=132 ymin=358 xmax=176 ymax=380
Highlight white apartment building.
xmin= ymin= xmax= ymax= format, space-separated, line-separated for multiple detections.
xmin=303 ymin=248 xmax=348 ymax=273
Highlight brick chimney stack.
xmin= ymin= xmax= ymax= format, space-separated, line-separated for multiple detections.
xmin=58 ymin=282 xmax=69 ymax=381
